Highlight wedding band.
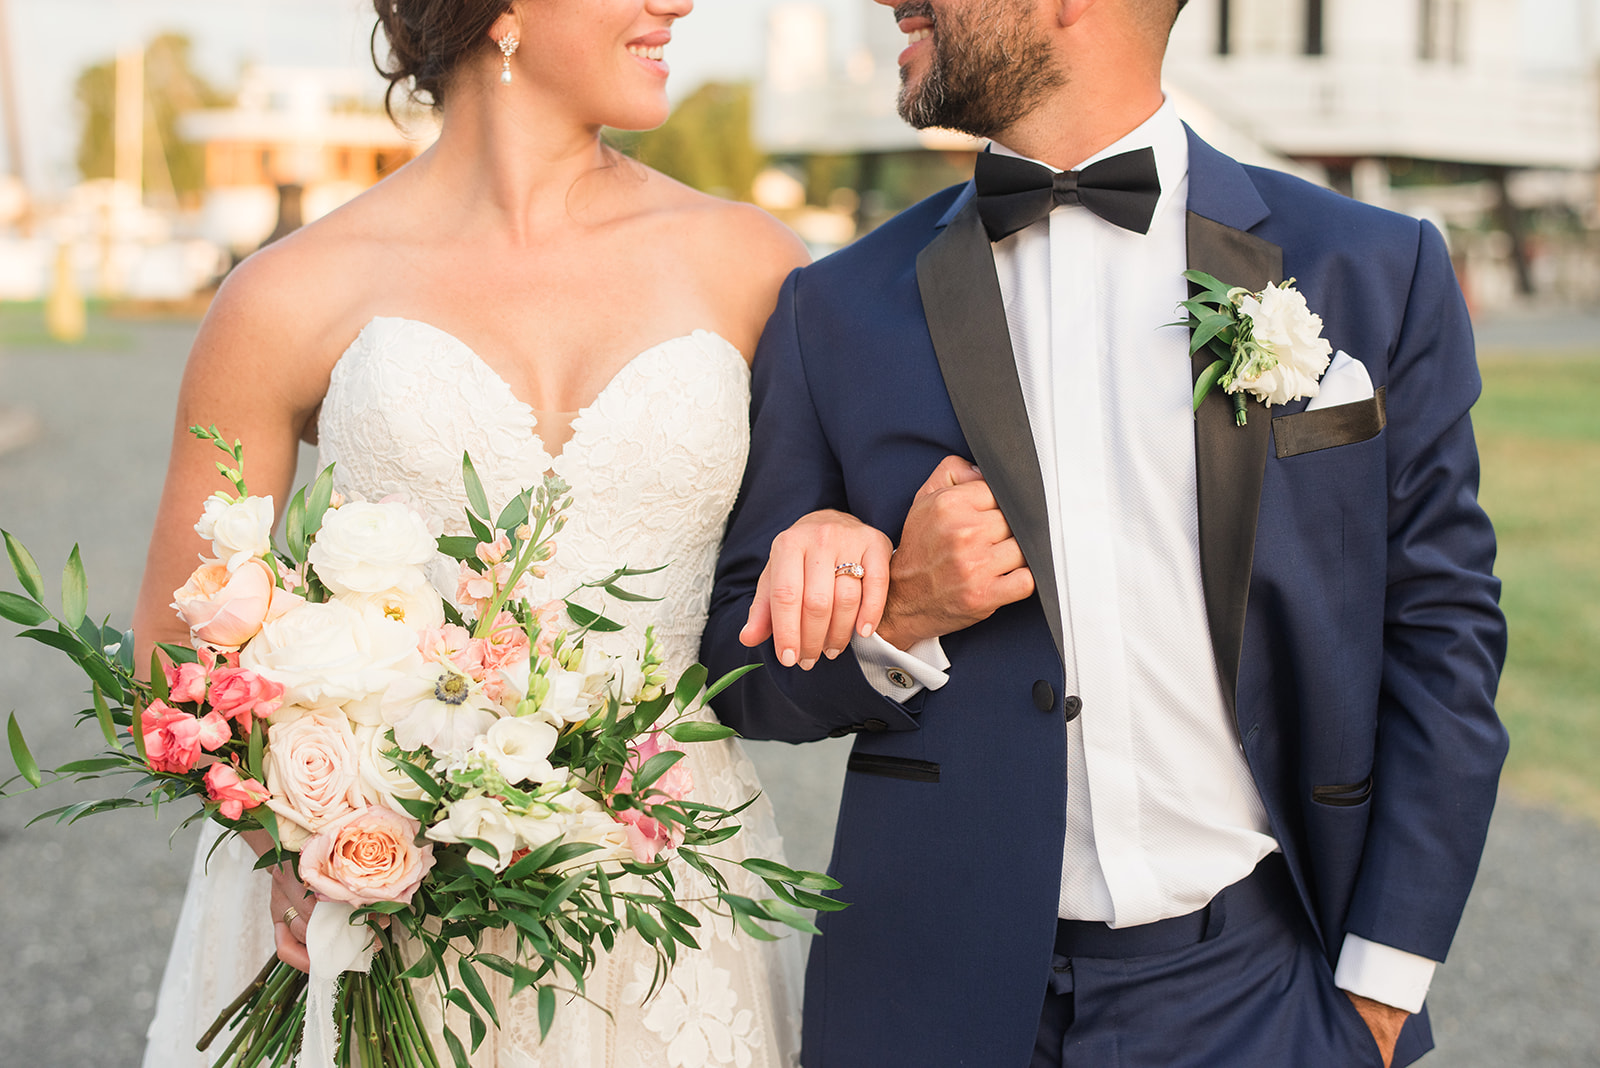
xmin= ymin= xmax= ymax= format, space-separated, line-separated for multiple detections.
xmin=282 ymin=907 xmax=300 ymax=927
xmin=834 ymin=562 xmax=865 ymax=580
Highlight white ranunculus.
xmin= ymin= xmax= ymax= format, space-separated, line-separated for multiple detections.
xmin=240 ymin=598 xmax=420 ymax=708
xmin=263 ymin=709 xmax=365 ymax=851
xmin=426 ymin=796 xmax=519 ymax=871
xmin=354 ymin=724 xmax=430 ymax=814
xmin=195 ymin=494 xmax=276 ymax=572
xmin=539 ymin=666 xmax=595 ymax=726
xmin=1232 ymin=283 xmax=1333 ymax=406
xmin=381 ymin=663 xmax=500 ymax=757
xmin=309 ymin=500 xmax=437 ymax=597
xmin=476 ymin=716 xmax=559 ymax=785
xmin=337 ymin=583 xmax=446 ymax=631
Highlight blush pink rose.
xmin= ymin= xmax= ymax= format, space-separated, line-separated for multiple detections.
xmin=263 ymin=709 xmax=365 ymax=850
xmin=206 ymin=667 xmax=284 ymax=732
xmin=164 ymin=661 xmax=212 ymax=705
xmin=173 ymin=559 xmax=297 ymax=650
xmin=299 ymin=806 xmax=435 ymax=907
xmin=204 ymin=763 xmax=270 ymax=820
xmin=142 ymin=701 xmax=228 ymax=774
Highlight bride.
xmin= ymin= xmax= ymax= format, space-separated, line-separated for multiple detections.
xmin=130 ymin=0 xmax=811 ymax=1064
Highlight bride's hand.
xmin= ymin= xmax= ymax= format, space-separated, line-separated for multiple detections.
xmin=268 ymin=861 xmax=316 ymax=973
xmin=740 ymin=510 xmax=893 ymax=670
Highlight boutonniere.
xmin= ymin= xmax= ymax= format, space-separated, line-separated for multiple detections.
xmin=1177 ymin=270 xmax=1333 ymax=426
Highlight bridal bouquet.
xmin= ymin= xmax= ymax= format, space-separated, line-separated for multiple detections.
xmin=1 ymin=426 xmax=841 ymax=1068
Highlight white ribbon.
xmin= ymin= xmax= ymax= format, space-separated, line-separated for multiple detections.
xmin=298 ymin=902 xmax=376 ymax=1068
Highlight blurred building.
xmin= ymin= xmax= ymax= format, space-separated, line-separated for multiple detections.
xmin=180 ymin=67 xmax=437 ymax=257
xmin=754 ymin=0 xmax=1600 ymax=306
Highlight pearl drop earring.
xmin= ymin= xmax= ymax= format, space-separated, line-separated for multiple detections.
xmin=498 ymin=34 xmax=520 ymax=85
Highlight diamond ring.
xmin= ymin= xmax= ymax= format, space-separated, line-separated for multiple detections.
xmin=834 ymin=562 xmax=865 ymax=580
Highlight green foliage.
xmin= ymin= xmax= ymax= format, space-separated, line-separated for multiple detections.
xmin=625 ymin=83 xmax=765 ymax=200
xmin=74 ymin=33 xmax=230 ymax=197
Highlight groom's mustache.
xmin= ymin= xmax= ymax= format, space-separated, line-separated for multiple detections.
xmin=893 ymin=2 xmax=936 ymax=25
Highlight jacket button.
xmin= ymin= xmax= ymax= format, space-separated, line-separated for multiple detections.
xmin=1063 ymin=695 xmax=1083 ymax=721
xmin=827 ymin=726 xmax=852 ymax=738
xmin=1032 ymin=680 xmax=1055 ymax=712
xmin=863 ymin=718 xmax=888 ymax=733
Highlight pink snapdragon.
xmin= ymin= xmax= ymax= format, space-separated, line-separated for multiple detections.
xmin=455 ymin=560 xmax=535 ymax=618
xmin=481 ymin=612 xmax=531 ymax=704
xmin=418 ymin=623 xmax=490 ymax=680
xmin=207 ymin=666 xmax=285 ymax=732
xmin=204 ymin=763 xmax=270 ymax=820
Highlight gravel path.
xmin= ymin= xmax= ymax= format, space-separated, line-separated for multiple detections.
xmin=0 ymin=318 xmax=1594 ymax=1066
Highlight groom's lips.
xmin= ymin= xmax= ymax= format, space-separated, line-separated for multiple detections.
xmin=897 ymin=17 xmax=934 ymax=66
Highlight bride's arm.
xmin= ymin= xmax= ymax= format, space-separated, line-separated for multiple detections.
xmin=130 ymin=248 xmax=342 ymax=668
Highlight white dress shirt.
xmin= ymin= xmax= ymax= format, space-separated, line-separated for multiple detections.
xmin=853 ymin=100 xmax=1436 ymax=1012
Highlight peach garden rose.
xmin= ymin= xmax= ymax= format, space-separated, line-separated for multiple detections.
xmin=300 ymin=806 xmax=434 ymax=908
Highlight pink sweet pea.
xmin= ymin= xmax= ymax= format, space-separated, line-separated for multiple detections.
xmin=204 ymin=763 xmax=270 ymax=820
xmin=142 ymin=701 xmax=209 ymax=774
xmin=164 ymin=661 xmax=213 ymax=704
xmin=207 ymin=666 xmax=284 ymax=732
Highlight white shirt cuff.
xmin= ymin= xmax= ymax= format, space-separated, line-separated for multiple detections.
xmin=1333 ymin=933 xmax=1438 ymax=1014
xmin=850 ymin=632 xmax=950 ymax=701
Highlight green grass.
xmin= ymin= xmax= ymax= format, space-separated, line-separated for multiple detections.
xmin=1473 ymin=353 xmax=1600 ymax=822
xmin=0 ymin=300 xmax=134 ymax=350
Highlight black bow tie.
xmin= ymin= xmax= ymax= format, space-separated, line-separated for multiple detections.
xmin=973 ymin=147 xmax=1162 ymax=241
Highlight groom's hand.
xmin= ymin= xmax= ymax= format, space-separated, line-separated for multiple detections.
xmin=1345 ymin=993 xmax=1407 ymax=1067
xmin=876 ymin=456 xmax=1034 ymax=651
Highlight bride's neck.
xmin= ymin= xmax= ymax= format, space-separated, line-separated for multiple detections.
xmin=413 ymin=89 xmax=618 ymax=245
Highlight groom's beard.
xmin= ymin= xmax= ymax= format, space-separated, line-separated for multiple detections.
xmin=893 ymin=0 xmax=1064 ymax=139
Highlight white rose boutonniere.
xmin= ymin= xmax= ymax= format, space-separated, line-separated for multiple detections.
xmin=1178 ymin=270 xmax=1334 ymax=425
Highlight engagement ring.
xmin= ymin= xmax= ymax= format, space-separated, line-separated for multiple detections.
xmin=834 ymin=562 xmax=865 ymax=580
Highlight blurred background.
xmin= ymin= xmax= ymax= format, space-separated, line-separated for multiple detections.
xmin=1 ymin=0 xmax=1597 ymax=1065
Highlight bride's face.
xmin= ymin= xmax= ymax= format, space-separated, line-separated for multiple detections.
xmin=510 ymin=0 xmax=695 ymax=131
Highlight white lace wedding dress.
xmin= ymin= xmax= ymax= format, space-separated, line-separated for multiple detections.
xmin=143 ymin=317 xmax=804 ymax=1068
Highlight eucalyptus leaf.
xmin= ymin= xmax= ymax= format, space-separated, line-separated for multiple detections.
xmin=0 ymin=591 xmax=49 ymax=626
xmin=563 ymin=601 xmax=624 ymax=633
xmin=18 ymin=626 xmax=89 ymax=658
xmin=1192 ymin=359 xmax=1228 ymax=414
xmin=458 ymin=958 xmax=500 ymax=1028
xmin=537 ymin=986 xmax=556 ymax=1040
xmin=436 ymin=536 xmax=481 ymax=563
xmin=702 ymin=663 xmax=761 ymax=706
xmin=92 ymin=684 xmax=117 ymax=747
xmin=2 ymin=530 xmax=45 ymax=601
xmin=461 ymin=454 xmax=491 ymax=520
xmin=7 ymin=713 xmax=42 ymax=787
xmin=628 ymin=749 xmax=684 ymax=795
xmin=664 ymin=721 xmax=736 ymax=743
xmin=285 ymin=488 xmax=308 ymax=563
xmin=304 ymin=464 xmax=336 ymax=538
xmin=59 ymin=545 xmax=87 ymax=628
xmin=156 ymin=642 xmax=199 ymax=666
xmin=672 ymin=664 xmax=708 ymax=712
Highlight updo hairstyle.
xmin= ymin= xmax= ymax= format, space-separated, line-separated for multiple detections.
xmin=372 ymin=0 xmax=515 ymax=116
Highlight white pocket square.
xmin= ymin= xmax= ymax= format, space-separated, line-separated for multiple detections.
xmin=1305 ymin=350 xmax=1375 ymax=412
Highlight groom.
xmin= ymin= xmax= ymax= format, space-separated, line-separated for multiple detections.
xmin=703 ymin=0 xmax=1507 ymax=1065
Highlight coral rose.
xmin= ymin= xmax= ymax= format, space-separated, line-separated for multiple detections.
xmin=164 ymin=660 xmax=212 ymax=705
xmin=142 ymin=702 xmax=230 ymax=774
xmin=206 ymin=666 xmax=285 ymax=732
xmin=300 ymin=806 xmax=434 ymax=907
xmin=204 ymin=763 xmax=270 ymax=820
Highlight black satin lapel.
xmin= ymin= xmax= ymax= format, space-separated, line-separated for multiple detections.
xmin=1187 ymin=212 xmax=1282 ymax=712
xmin=916 ymin=202 xmax=1063 ymax=662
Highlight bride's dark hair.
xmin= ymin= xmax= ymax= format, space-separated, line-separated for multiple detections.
xmin=372 ymin=0 xmax=515 ymax=117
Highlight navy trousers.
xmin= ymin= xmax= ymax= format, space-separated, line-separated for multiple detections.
xmin=1032 ymin=856 xmax=1435 ymax=1067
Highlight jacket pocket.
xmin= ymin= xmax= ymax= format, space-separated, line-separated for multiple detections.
xmin=846 ymin=753 xmax=940 ymax=783
xmin=1311 ymin=774 xmax=1373 ymax=807
xmin=1273 ymin=387 xmax=1387 ymax=458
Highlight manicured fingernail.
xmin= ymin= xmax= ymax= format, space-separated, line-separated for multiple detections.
xmin=860 ymin=623 xmax=874 ymax=638
xmin=779 ymin=648 xmax=797 ymax=667
xmin=800 ymin=658 xmax=818 ymax=671
xmin=824 ymin=648 xmax=841 ymax=660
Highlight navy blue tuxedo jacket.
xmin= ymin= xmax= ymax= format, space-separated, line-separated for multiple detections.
xmin=702 ymin=129 xmax=1508 ymax=1067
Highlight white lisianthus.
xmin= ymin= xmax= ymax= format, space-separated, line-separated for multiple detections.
xmin=241 ymin=599 xmax=420 ymax=708
xmin=337 ymin=584 xmax=447 ymax=631
xmin=538 ymin=666 xmax=595 ymax=726
xmin=309 ymin=500 xmax=437 ymax=597
xmin=1231 ymin=282 xmax=1333 ymax=406
xmin=541 ymin=787 xmax=634 ymax=870
xmin=475 ymin=716 xmax=559 ymax=785
xmin=354 ymin=724 xmax=431 ymax=814
xmin=382 ymin=663 xmax=500 ymax=757
xmin=195 ymin=494 xmax=275 ymax=572
xmin=426 ymin=795 xmax=520 ymax=871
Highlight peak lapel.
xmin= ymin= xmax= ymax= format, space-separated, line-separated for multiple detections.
xmin=916 ymin=198 xmax=1064 ymax=663
xmin=1187 ymin=211 xmax=1281 ymax=713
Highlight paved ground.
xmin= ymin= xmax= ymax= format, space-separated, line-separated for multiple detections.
xmin=0 ymin=313 xmax=1595 ymax=1066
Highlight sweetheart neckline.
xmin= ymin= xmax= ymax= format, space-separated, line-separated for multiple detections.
xmin=330 ymin=316 xmax=747 ymax=471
